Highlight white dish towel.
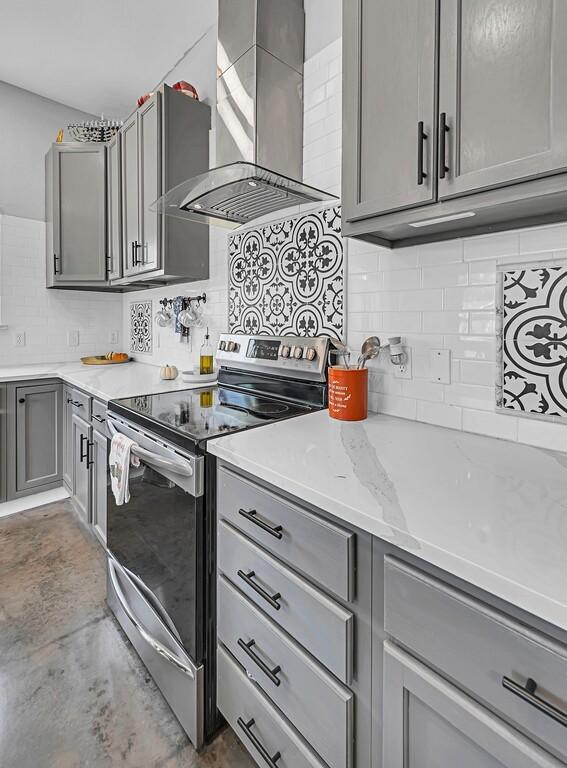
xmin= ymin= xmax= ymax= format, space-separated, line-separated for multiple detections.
xmin=109 ymin=432 xmax=141 ymax=505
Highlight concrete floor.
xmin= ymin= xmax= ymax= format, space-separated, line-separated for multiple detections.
xmin=0 ymin=501 xmax=255 ymax=768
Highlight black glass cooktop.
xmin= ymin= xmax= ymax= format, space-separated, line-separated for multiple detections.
xmin=109 ymin=385 xmax=314 ymax=451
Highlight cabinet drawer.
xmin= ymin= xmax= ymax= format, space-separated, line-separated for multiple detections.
xmin=91 ymin=399 xmax=109 ymax=437
xmin=218 ymin=521 xmax=353 ymax=683
xmin=70 ymin=389 xmax=91 ymax=420
xmin=218 ymin=574 xmax=353 ymax=768
xmin=218 ymin=644 xmax=327 ymax=768
xmin=384 ymin=558 xmax=567 ymax=760
xmin=218 ymin=466 xmax=355 ymax=600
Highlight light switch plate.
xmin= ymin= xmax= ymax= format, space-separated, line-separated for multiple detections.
xmin=67 ymin=330 xmax=79 ymax=347
xmin=431 ymin=349 xmax=451 ymax=384
xmin=14 ymin=332 xmax=26 ymax=347
xmin=109 ymin=330 xmax=120 ymax=345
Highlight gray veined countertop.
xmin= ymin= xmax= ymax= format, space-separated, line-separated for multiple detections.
xmin=207 ymin=409 xmax=567 ymax=634
xmin=0 ymin=362 xmax=210 ymax=402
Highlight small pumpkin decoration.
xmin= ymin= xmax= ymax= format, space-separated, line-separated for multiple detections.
xmin=160 ymin=364 xmax=178 ymax=380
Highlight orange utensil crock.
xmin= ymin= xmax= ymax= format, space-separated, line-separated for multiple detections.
xmin=328 ymin=366 xmax=368 ymax=421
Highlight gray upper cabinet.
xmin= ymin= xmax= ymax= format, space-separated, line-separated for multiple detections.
xmin=106 ymin=133 xmax=122 ymax=281
xmin=382 ymin=642 xmax=562 ymax=768
xmin=46 ymin=143 xmax=107 ymax=286
xmin=438 ymin=0 xmax=567 ymax=199
xmin=7 ymin=381 xmax=62 ymax=497
xmin=343 ymin=0 xmax=567 ymax=247
xmin=342 ymin=0 xmax=437 ymax=220
xmin=117 ymin=84 xmax=210 ymax=285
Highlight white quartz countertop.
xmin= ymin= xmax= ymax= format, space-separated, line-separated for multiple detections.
xmin=208 ymin=410 xmax=567 ymax=633
xmin=0 ymin=362 xmax=209 ymax=402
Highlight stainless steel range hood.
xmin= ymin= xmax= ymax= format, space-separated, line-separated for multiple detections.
xmin=151 ymin=0 xmax=337 ymax=229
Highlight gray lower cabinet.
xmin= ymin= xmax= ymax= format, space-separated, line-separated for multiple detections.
xmin=0 ymin=384 xmax=6 ymax=503
xmin=6 ymin=380 xmax=62 ymax=498
xmin=382 ymin=642 xmax=562 ymax=768
xmin=343 ymin=0 xmax=567 ymax=246
xmin=71 ymin=412 xmax=91 ymax=522
xmin=45 ymin=143 xmax=108 ymax=287
xmin=90 ymin=425 xmax=108 ymax=545
xmin=62 ymin=385 xmax=74 ymax=491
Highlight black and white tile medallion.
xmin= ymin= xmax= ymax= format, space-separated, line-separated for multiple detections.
xmin=499 ymin=266 xmax=567 ymax=417
xmin=229 ymin=206 xmax=344 ymax=338
xmin=130 ymin=300 xmax=153 ymax=354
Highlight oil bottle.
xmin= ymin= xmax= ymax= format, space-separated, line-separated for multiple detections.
xmin=199 ymin=328 xmax=214 ymax=375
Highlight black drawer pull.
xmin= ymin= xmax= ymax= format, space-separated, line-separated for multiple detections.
xmin=18 ymin=398 xmax=25 ymax=404
xmin=237 ymin=717 xmax=281 ymax=767
xmin=237 ymin=570 xmax=281 ymax=611
xmin=502 ymin=676 xmax=567 ymax=728
xmin=86 ymin=441 xmax=95 ymax=469
xmin=439 ymin=112 xmax=450 ymax=179
xmin=92 ymin=414 xmax=105 ymax=423
xmin=238 ymin=508 xmax=283 ymax=539
xmin=53 ymin=253 xmax=60 ymax=275
xmin=79 ymin=434 xmax=88 ymax=463
xmin=72 ymin=400 xmax=83 ymax=408
xmin=417 ymin=120 xmax=428 ymax=185
xmin=238 ymin=638 xmax=281 ymax=687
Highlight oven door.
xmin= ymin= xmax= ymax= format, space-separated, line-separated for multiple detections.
xmin=105 ymin=415 xmax=205 ymax=747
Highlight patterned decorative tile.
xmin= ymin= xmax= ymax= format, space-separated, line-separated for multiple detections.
xmin=130 ymin=301 xmax=152 ymax=354
xmin=498 ymin=266 xmax=567 ymax=417
xmin=229 ymin=206 xmax=344 ymax=338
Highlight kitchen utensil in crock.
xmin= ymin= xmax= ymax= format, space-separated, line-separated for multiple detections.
xmin=357 ymin=336 xmax=381 ymax=368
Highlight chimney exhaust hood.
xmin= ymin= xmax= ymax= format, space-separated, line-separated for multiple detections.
xmin=151 ymin=0 xmax=337 ymax=229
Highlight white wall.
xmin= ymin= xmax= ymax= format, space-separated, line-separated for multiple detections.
xmin=0 ymin=215 xmax=122 ymax=364
xmin=0 ymin=81 xmax=96 ymax=221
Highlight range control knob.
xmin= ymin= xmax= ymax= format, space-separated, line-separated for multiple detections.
xmin=305 ymin=347 xmax=317 ymax=362
xmin=292 ymin=346 xmax=303 ymax=360
xmin=280 ymin=345 xmax=291 ymax=358
xmin=227 ymin=341 xmax=236 ymax=352
xmin=219 ymin=340 xmax=226 ymax=351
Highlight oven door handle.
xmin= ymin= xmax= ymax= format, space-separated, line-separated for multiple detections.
xmin=107 ymin=419 xmax=193 ymax=477
xmin=108 ymin=558 xmax=195 ymax=679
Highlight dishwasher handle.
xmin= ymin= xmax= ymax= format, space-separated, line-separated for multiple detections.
xmin=108 ymin=418 xmax=193 ymax=477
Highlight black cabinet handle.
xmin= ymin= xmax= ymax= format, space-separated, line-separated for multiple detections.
xmin=237 ymin=569 xmax=281 ymax=611
xmin=502 ymin=676 xmax=567 ymax=728
xmin=79 ymin=434 xmax=88 ymax=463
xmin=132 ymin=241 xmax=142 ymax=266
xmin=237 ymin=638 xmax=281 ymax=687
xmin=86 ymin=441 xmax=95 ymax=469
xmin=72 ymin=400 xmax=83 ymax=408
xmin=237 ymin=717 xmax=281 ymax=767
xmin=53 ymin=253 xmax=60 ymax=275
xmin=439 ymin=112 xmax=450 ymax=179
xmin=92 ymin=414 xmax=105 ymax=424
xmin=18 ymin=398 xmax=25 ymax=404
xmin=417 ymin=120 xmax=428 ymax=185
xmin=238 ymin=508 xmax=283 ymax=539
xmin=66 ymin=396 xmax=73 ymax=404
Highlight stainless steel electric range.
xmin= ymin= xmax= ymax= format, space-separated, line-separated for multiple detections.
xmin=105 ymin=334 xmax=331 ymax=749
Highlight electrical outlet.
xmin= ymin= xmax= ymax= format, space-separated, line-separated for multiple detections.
xmin=14 ymin=332 xmax=26 ymax=347
xmin=109 ymin=330 xmax=120 ymax=345
xmin=431 ymin=349 xmax=451 ymax=383
xmin=393 ymin=346 xmax=412 ymax=379
xmin=67 ymin=330 xmax=79 ymax=347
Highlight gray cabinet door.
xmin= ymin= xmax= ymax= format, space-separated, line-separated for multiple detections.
xmin=438 ymin=0 xmax=567 ymax=199
xmin=0 ymin=384 xmax=6 ymax=503
xmin=138 ymin=92 xmax=161 ymax=274
xmin=121 ymin=112 xmax=140 ymax=277
xmin=91 ymin=428 xmax=107 ymax=545
xmin=71 ymin=413 xmax=91 ymax=522
xmin=15 ymin=383 xmax=62 ymax=493
xmin=342 ymin=0 xmax=437 ymax=221
xmin=382 ymin=642 xmax=562 ymax=768
xmin=62 ymin=385 xmax=74 ymax=491
xmin=51 ymin=144 xmax=107 ymax=282
xmin=106 ymin=133 xmax=122 ymax=280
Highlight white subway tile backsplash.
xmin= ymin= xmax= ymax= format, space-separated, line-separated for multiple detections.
xmin=422 ymin=312 xmax=468 ymax=334
xmin=459 ymin=360 xmax=495 ymax=386
xmin=445 ymin=383 xmax=494 ymax=411
xmin=417 ymin=401 xmax=462 ymax=430
xmin=443 ymin=285 xmax=495 ymax=311
xmin=469 ymin=312 xmax=496 ymax=335
xmin=422 ymin=262 xmax=469 ymax=288
xmin=398 ymin=289 xmax=443 ymax=311
xmin=519 ymin=223 xmax=567 ymax=254
xmin=416 ymin=240 xmax=463 ymax=266
xmin=463 ymin=231 xmax=519 ymax=262
xmin=444 ymin=335 xmax=496 ymax=362
xmin=462 ymin=409 xmax=519 ymax=441
xmin=517 ymin=418 xmax=567 ymax=451
xmin=382 ymin=269 xmax=420 ymax=291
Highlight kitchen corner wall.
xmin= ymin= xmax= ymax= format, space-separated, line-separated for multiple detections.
xmin=0 ymin=215 xmax=123 ymax=364
xmin=124 ymin=31 xmax=566 ymax=451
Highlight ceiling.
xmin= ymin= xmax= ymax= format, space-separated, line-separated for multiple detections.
xmin=0 ymin=0 xmax=217 ymax=118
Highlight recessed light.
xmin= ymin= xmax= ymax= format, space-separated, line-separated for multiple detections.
xmin=194 ymin=203 xmax=202 ymax=209
xmin=409 ymin=211 xmax=476 ymax=228
xmin=248 ymin=181 xmax=258 ymax=187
